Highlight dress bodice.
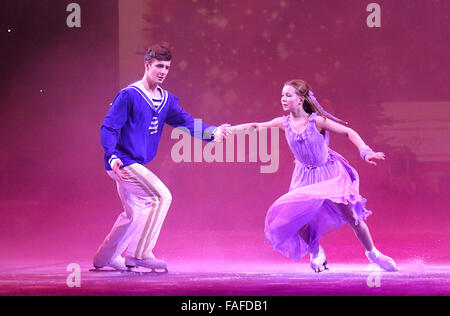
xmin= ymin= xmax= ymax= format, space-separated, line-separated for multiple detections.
xmin=283 ymin=113 xmax=330 ymax=167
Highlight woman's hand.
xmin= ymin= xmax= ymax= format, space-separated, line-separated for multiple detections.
xmin=364 ymin=151 xmax=386 ymax=165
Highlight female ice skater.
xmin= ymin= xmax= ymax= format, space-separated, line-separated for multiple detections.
xmin=232 ymin=79 xmax=397 ymax=273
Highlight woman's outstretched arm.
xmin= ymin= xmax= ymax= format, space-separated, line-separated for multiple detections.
xmin=315 ymin=116 xmax=385 ymax=165
xmin=231 ymin=117 xmax=285 ymax=133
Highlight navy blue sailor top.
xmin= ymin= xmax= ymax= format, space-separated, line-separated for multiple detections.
xmin=100 ymin=83 xmax=216 ymax=170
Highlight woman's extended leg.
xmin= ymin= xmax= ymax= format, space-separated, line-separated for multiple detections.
xmin=338 ymin=203 xmax=397 ymax=272
xmin=337 ymin=203 xmax=374 ymax=251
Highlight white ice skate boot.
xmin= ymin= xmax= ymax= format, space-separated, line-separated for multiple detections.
xmin=365 ymin=248 xmax=398 ymax=272
xmin=125 ymin=256 xmax=168 ymax=273
xmin=310 ymin=245 xmax=328 ymax=273
xmin=93 ymin=256 xmax=128 ymax=271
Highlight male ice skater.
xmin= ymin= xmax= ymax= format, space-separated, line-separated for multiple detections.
xmin=93 ymin=44 xmax=231 ymax=271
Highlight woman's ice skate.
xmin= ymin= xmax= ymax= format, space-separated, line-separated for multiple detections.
xmin=125 ymin=256 xmax=168 ymax=273
xmin=365 ymin=248 xmax=398 ymax=272
xmin=310 ymin=245 xmax=328 ymax=273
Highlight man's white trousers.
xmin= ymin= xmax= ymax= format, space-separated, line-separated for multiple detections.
xmin=94 ymin=163 xmax=172 ymax=265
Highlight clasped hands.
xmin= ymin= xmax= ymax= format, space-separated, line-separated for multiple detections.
xmin=213 ymin=123 xmax=233 ymax=142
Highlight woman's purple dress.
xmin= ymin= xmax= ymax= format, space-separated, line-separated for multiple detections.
xmin=264 ymin=113 xmax=372 ymax=261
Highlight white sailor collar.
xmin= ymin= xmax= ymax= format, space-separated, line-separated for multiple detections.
xmin=127 ymin=81 xmax=168 ymax=113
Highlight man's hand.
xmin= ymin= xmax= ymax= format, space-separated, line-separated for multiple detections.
xmin=112 ymin=159 xmax=129 ymax=180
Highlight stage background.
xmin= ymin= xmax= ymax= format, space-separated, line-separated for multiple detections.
xmin=1 ymin=0 xmax=449 ymax=265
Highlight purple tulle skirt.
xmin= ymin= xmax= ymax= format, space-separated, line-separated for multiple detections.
xmin=264 ymin=150 xmax=372 ymax=261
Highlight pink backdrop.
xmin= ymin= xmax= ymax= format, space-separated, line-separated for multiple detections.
xmin=1 ymin=0 xmax=449 ymax=264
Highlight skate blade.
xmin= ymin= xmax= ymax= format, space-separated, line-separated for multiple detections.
xmin=126 ymin=268 xmax=168 ymax=275
xmin=143 ymin=267 xmax=168 ymax=274
xmin=127 ymin=263 xmax=168 ymax=274
xmin=147 ymin=268 xmax=168 ymax=274
xmin=313 ymin=261 xmax=329 ymax=274
xmin=371 ymin=260 xmax=398 ymax=272
xmin=89 ymin=267 xmax=133 ymax=273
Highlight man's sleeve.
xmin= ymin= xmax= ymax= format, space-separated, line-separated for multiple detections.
xmin=100 ymin=90 xmax=130 ymax=162
xmin=165 ymin=97 xmax=217 ymax=141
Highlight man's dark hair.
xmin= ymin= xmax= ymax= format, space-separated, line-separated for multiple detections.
xmin=144 ymin=44 xmax=172 ymax=64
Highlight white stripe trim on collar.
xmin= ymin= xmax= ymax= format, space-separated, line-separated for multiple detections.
xmin=126 ymin=82 xmax=168 ymax=113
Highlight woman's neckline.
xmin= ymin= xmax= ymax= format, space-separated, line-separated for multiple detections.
xmin=288 ymin=114 xmax=311 ymax=134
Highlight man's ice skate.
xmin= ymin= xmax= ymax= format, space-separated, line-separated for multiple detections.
xmin=365 ymin=248 xmax=398 ymax=272
xmin=310 ymin=245 xmax=328 ymax=273
xmin=90 ymin=256 xmax=129 ymax=272
xmin=125 ymin=256 xmax=168 ymax=273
